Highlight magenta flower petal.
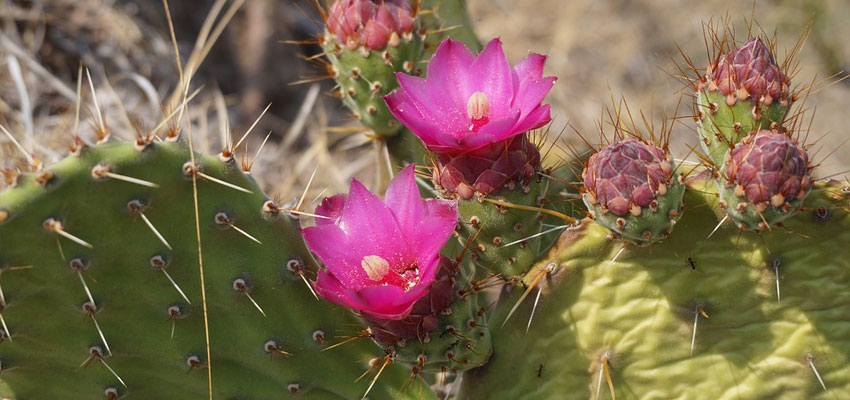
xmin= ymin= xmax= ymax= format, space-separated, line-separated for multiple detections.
xmin=467 ymin=38 xmax=514 ymax=119
xmin=302 ymin=223 xmax=370 ymax=288
xmin=514 ymin=77 xmax=557 ymax=119
xmin=314 ymin=194 xmax=346 ymax=226
xmin=426 ymin=39 xmax=476 ymax=108
xmin=510 ymin=104 xmax=552 ymax=134
xmin=514 ymin=53 xmax=547 ymax=81
xmin=385 ymin=165 xmax=458 ymax=257
xmin=395 ymin=73 xmax=467 ymax=133
xmin=303 ymin=164 xmax=459 ymax=320
xmin=385 ymin=38 xmax=555 ymax=155
xmin=313 ymin=269 xmax=366 ymax=310
xmin=356 ymin=284 xmax=427 ymax=319
xmin=340 ymin=179 xmax=411 ymax=260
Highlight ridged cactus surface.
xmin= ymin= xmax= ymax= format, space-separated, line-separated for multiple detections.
xmin=0 ymin=142 xmax=428 ymax=399
xmin=459 ymin=179 xmax=850 ymax=399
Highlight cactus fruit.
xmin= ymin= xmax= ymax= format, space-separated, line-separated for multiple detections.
xmin=717 ymin=129 xmax=812 ymax=231
xmin=581 ymin=138 xmax=685 ymax=245
xmin=322 ymin=0 xmax=424 ymax=137
xmin=697 ymin=37 xmax=792 ymax=165
xmin=459 ymin=178 xmax=850 ymax=399
xmin=0 ymin=141 xmax=427 ymax=399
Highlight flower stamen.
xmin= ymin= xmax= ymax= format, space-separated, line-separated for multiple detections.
xmin=361 ymin=255 xmax=390 ymax=281
xmin=467 ymin=91 xmax=490 ymax=130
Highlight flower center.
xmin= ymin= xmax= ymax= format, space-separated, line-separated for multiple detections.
xmin=361 ymin=255 xmax=390 ymax=281
xmin=466 ymin=91 xmax=490 ymax=126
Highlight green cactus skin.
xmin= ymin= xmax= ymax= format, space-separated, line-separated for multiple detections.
xmin=420 ymin=0 xmax=482 ymax=56
xmin=322 ymin=33 xmax=423 ymax=137
xmin=457 ymin=178 xmax=850 ymax=399
xmin=389 ymin=272 xmax=493 ymax=374
xmin=716 ymin=178 xmax=809 ymax=232
xmin=582 ymin=175 xmax=686 ymax=246
xmin=0 ymin=141 xmax=430 ymax=399
xmin=696 ymin=89 xmax=788 ymax=166
xmin=455 ymin=181 xmax=550 ymax=279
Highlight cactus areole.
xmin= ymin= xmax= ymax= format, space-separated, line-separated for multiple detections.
xmin=302 ymin=165 xmax=458 ymax=320
xmin=385 ymin=38 xmax=555 ymax=197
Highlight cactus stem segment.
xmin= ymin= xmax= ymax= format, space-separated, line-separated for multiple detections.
xmin=807 ymin=354 xmax=828 ymax=391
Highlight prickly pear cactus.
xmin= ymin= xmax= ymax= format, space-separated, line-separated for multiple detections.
xmin=459 ymin=178 xmax=850 ymax=399
xmin=0 ymin=141 xmax=429 ymax=399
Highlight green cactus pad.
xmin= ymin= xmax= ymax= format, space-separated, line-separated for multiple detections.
xmin=323 ymin=34 xmax=423 ymax=137
xmin=457 ymin=178 xmax=850 ymax=399
xmin=389 ymin=276 xmax=493 ymax=375
xmin=697 ymin=89 xmax=788 ymax=165
xmin=455 ymin=181 xmax=550 ymax=279
xmin=0 ymin=141 xmax=429 ymax=399
xmin=420 ymin=0 xmax=482 ymax=56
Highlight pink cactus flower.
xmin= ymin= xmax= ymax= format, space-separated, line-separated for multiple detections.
xmin=385 ymin=38 xmax=556 ymax=155
xmin=326 ymin=0 xmax=415 ymax=50
xmin=302 ymin=165 xmax=458 ymax=320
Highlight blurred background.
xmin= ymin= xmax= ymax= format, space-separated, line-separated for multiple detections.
xmin=0 ymin=0 xmax=848 ymax=199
